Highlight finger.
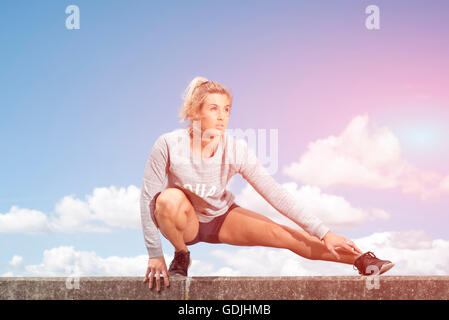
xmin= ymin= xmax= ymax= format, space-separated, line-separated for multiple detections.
xmin=162 ymin=271 xmax=170 ymax=288
xmin=352 ymin=243 xmax=363 ymax=254
xmin=330 ymin=247 xmax=341 ymax=260
xmin=149 ymin=269 xmax=154 ymax=289
xmin=342 ymin=243 xmax=356 ymax=254
xmin=143 ymin=268 xmax=150 ymax=283
xmin=326 ymin=244 xmax=340 ymax=260
xmin=156 ymin=272 xmax=161 ymax=292
xmin=346 ymin=241 xmax=362 ymax=254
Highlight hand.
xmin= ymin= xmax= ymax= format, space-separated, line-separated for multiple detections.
xmin=321 ymin=231 xmax=362 ymax=260
xmin=143 ymin=256 xmax=170 ymax=292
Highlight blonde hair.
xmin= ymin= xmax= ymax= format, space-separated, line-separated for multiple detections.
xmin=178 ymin=77 xmax=233 ymax=133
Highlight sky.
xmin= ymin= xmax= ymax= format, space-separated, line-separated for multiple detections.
xmin=1 ymin=0 xmax=449 ymax=278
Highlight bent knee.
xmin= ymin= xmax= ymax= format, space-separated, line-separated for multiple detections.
xmin=154 ymin=188 xmax=190 ymax=218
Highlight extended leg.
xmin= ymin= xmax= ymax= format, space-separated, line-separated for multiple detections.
xmin=218 ymin=206 xmax=359 ymax=265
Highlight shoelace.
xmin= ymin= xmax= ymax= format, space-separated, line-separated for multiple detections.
xmin=352 ymin=251 xmax=377 ymax=271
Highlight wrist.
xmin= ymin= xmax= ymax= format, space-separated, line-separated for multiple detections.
xmin=322 ymin=230 xmax=332 ymax=240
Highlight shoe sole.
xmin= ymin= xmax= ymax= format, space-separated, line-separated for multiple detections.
xmin=358 ymin=262 xmax=395 ymax=276
xmin=379 ymin=262 xmax=394 ymax=275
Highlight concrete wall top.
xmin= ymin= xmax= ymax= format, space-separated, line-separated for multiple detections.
xmin=1 ymin=276 xmax=448 ymax=300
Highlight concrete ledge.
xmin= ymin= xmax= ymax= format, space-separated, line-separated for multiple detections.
xmin=1 ymin=276 xmax=448 ymax=300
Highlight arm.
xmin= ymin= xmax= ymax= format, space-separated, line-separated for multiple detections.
xmin=236 ymin=139 xmax=330 ymax=240
xmin=140 ymin=135 xmax=169 ymax=258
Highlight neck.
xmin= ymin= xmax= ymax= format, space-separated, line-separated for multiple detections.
xmin=189 ymin=128 xmax=221 ymax=158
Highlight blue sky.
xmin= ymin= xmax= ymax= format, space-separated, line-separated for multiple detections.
xmin=1 ymin=1 xmax=449 ymax=277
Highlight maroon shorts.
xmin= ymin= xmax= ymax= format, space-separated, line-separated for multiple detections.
xmin=185 ymin=202 xmax=240 ymax=245
xmin=153 ymin=186 xmax=240 ymax=245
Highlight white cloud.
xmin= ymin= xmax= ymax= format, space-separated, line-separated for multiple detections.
xmin=189 ymin=259 xmax=241 ymax=277
xmin=210 ymin=247 xmax=351 ymax=276
xmin=4 ymin=246 xmax=238 ymax=277
xmin=209 ymin=230 xmax=449 ymax=276
xmin=283 ymin=115 xmax=402 ymax=189
xmin=440 ymin=175 xmax=449 ymax=192
xmin=9 ymin=246 xmax=148 ymax=277
xmin=282 ymin=115 xmax=449 ymax=200
xmin=235 ymin=181 xmax=389 ymax=232
xmin=354 ymin=230 xmax=449 ymax=275
xmin=5 ymin=230 xmax=448 ymax=277
xmin=369 ymin=208 xmax=390 ymax=221
xmin=0 ymin=185 xmax=141 ymax=235
xmin=87 ymin=185 xmax=141 ymax=229
xmin=49 ymin=195 xmax=109 ymax=233
xmin=9 ymin=255 xmax=23 ymax=267
xmin=0 ymin=206 xmax=51 ymax=234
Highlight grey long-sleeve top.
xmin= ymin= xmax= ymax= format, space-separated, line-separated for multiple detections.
xmin=140 ymin=127 xmax=330 ymax=258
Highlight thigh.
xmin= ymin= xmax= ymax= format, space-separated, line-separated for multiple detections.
xmin=217 ymin=206 xmax=287 ymax=247
xmin=218 ymin=206 xmax=334 ymax=260
xmin=154 ymin=187 xmax=199 ymax=244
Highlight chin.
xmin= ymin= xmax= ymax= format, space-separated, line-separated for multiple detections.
xmin=202 ymin=128 xmax=223 ymax=139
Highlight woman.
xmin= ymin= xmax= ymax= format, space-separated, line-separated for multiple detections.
xmin=141 ymin=77 xmax=394 ymax=292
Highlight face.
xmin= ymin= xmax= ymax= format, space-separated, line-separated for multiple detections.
xmin=194 ymin=93 xmax=231 ymax=138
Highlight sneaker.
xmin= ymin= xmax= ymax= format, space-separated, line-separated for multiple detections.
xmin=168 ymin=249 xmax=191 ymax=276
xmin=353 ymin=251 xmax=395 ymax=276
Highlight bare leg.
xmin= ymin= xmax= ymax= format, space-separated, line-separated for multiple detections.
xmin=218 ymin=206 xmax=360 ymax=265
xmin=154 ymin=188 xmax=199 ymax=253
xmin=278 ymin=224 xmax=360 ymax=264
